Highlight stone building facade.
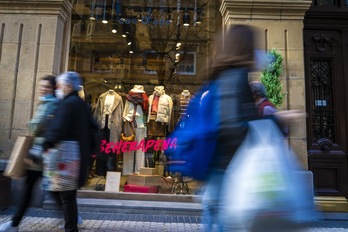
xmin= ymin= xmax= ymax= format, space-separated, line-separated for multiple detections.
xmin=5 ymin=0 xmax=348 ymax=209
xmin=0 ymin=0 xmax=311 ymax=165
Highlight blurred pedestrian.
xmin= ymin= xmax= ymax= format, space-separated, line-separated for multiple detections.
xmin=250 ymin=81 xmax=291 ymax=137
xmin=249 ymin=81 xmax=277 ymax=116
xmin=0 ymin=75 xmax=59 ymax=232
xmin=42 ymin=71 xmax=91 ymax=232
xmin=201 ymin=25 xmax=258 ymax=231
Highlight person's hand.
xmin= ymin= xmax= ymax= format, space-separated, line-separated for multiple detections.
xmin=274 ymin=110 xmax=307 ymax=124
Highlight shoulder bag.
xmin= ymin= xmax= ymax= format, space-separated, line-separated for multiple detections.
xmin=121 ymin=104 xmax=137 ymax=142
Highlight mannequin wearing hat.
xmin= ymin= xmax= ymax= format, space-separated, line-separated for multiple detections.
xmin=122 ymin=85 xmax=149 ymax=175
xmin=147 ymin=86 xmax=173 ymax=137
xmin=93 ymin=89 xmax=123 ymax=175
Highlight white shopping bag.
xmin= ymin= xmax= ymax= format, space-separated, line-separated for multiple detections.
xmin=220 ymin=119 xmax=315 ymax=231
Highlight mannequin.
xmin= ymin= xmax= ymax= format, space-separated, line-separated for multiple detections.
xmin=93 ymin=89 xmax=123 ymax=176
xmin=147 ymin=86 xmax=173 ymax=136
xmin=122 ymin=85 xmax=148 ymax=175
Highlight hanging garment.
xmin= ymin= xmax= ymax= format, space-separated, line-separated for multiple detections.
xmin=94 ymin=90 xmax=123 ymax=143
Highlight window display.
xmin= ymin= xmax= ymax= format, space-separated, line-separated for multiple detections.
xmin=67 ymin=0 xmax=221 ymax=195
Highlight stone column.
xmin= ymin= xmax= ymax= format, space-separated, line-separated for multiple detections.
xmin=220 ymin=0 xmax=311 ymax=167
xmin=0 ymin=0 xmax=72 ymax=157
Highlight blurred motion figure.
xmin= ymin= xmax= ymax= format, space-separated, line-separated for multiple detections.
xmin=249 ymin=81 xmax=277 ymax=117
xmin=202 ymin=25 xmax=258 ymax=231
xmin=42 ymin=71 xmax=90 ymax=232
xmin=0 ymin=75 xmax=59 ymax=232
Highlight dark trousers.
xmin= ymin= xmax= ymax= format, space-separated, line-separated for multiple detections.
xmin=12 ymin=170 xmax=42 ymax=227
xmin=96 ymin=115 xmax=115 ymax=176
xmin=50 ymin=190 xmax=78 ymax=232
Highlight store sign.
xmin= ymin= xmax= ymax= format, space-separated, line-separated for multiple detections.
xmin=100 ymin=138 xmax=177 ymax=154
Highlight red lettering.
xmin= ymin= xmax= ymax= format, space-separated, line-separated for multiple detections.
xmin=121 ymin=142 xmax=131 ymax=153
xmin=129 ymin=141 xmax=137 ymax=152
xmin=169 ymin=138 xmax=177 ymax=150
xmin=112 ymin=141 xmax=123 ymax=154
xmin=145 ymin=140 xmax=155 ymax=152
xmin=161 ymin=139 xmax=171 ymax=151
xmin=100 ymin=140 xmax=107 ymax=153
xmin=104 ymin=142 xmax=113 ymax=154
xmin=136 ymin=140 xmax=146 ymax=152
xmin=154 ymin=140 xmax=162 ymax=151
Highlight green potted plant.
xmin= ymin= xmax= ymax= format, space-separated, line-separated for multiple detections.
xmin=260 ymin=49 xmax=286 ymax=108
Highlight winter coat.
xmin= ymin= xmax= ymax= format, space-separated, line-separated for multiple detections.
xmin=93 ymin=90 xmax=123 ymax=143
xmin=147 ymin=93 xmax=173 ymax=125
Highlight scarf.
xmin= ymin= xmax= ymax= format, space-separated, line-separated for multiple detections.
xmin=127 ymin=92 xmax=149 ymax=113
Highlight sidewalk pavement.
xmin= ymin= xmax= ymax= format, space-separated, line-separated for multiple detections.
xmin=1 ymin=206 xmax=348 ymax=232
xmin=0 ymin=206 xmax=203 ymax=232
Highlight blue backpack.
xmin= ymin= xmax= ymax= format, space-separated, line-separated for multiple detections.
xmin=166 ymin=84 xmax=218 ymax=181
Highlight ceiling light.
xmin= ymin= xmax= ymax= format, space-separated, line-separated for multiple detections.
xmin=183 ymin=11 xmax=190 ymax=27
xmin=90 ymin=0 xmax=95 ymax=20
xmin=195 ymin=15 xmax=202 ymax=25
xmin=102 ymin=0 xmax=108 ymax=24
xmin=129 ymin=50 xmax=134 ymax=54
xmin=127 ymin=41 xmax=132 ymax=45
xmin=111 ymin=23 xmax=117 ymax=33
xmin=137 ymin=13 xmax=142 ymax=22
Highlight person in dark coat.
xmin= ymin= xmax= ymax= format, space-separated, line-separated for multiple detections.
xmin=42 ymin=71 xmax=91 ymax=232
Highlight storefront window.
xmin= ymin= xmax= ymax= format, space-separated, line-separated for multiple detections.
xmin=69 ymin=0 xmax=220 ymax=195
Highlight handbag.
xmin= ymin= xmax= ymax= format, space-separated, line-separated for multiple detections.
xmin=42 ymin=141 xmax=80 ymax=191
xmin=146 ymin=120 xmax=167 ymax=137
xmin=121 ymin=104 xmax=137 ymax=142
xmin=121 ymin=121 xmax=135 ymax=142
xmin=4 ymin=135 xmax=34 ymax=179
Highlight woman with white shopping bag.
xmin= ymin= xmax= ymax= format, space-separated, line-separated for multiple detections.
xmin=200 ymin=25 xmax=259 ymax=231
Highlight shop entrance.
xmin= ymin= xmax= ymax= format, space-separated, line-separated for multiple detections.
xmin=304 ymin=1 xmax=348 ymax=198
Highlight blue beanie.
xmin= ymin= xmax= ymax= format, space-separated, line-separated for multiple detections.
xmin=57 ymin=71 xmax=82 ymax=91
xmin=249 ymin=81 xmax=267 ymax=98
